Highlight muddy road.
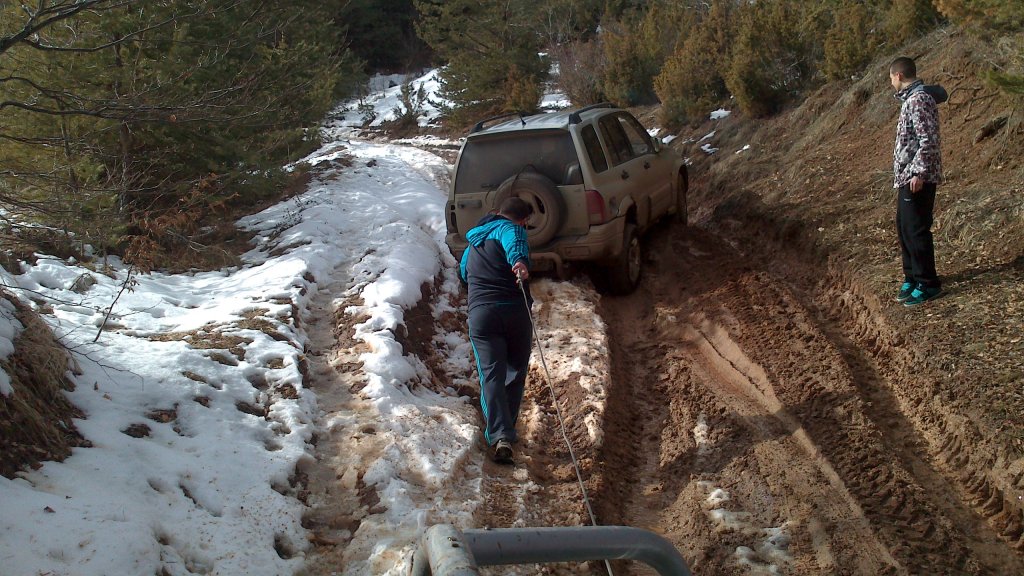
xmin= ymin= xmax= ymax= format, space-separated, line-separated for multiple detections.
xmin=584 ymin=222 xmax=1023 ymax=575
xmin=463 ymin=218 xmax=1024 ymax=575
xmin=303 ymin=214 xmax=1023 ymax=575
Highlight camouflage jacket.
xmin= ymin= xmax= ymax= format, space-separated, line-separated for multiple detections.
xmin=893 ymin=80 xmax=942 ymax=188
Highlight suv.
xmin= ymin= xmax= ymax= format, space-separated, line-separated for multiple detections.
xmin=445 ymin=103 xmax=687 ymax=294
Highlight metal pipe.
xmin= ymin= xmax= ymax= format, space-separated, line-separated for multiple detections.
xmin=463 ymin=526 xmax=691 ymax=576
xmin=410 ymin=524 xmax=480 ymax=576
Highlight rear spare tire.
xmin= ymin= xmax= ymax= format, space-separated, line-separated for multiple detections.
xmin=494 ymin=170 xmax=564 ymax=247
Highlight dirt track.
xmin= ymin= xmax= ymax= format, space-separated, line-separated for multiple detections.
xmin=472 ymin=220 xmax=1024 ymax=575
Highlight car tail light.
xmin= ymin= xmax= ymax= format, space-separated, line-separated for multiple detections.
xmin=585 ymin=189 xmax=608 ymax=225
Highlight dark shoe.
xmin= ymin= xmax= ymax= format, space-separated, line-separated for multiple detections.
xmin=492 ymin=439 xmax=513 ymax=464
xmin=896 ymin=281 xmax=916 ymax=303
xmin=904 ymin=285 xmax=942 ymax=307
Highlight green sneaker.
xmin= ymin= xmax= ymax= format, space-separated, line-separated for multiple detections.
xmin=903 ymin=286 xmax=942 ymax=307
xmin=896 ymin=282 xmax=916 ymax=303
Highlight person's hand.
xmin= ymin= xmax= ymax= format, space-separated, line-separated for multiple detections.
xmin=512 ymin=261 xmax=529 ymax=281
xmin=910 ymin=175 xmax=925 ymax=193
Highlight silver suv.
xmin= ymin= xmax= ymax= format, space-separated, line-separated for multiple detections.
xmin=444 ymin=103 xmax=687 ymax=294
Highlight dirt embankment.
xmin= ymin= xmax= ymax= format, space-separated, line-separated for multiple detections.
xmin=0 ymin=294 xmax=87 ymax=478
xmin=574 ymin=26 xmax=1023 ymax=576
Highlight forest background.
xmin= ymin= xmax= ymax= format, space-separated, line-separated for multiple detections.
xmin=0 ymin=0 xmax=1020 ymax=270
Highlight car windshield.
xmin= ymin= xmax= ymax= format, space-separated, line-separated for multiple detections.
xmin=454 ymin=130 xmax=578 ymax=194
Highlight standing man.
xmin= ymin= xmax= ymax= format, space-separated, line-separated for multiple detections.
xmin=890 ymin=56 xmax=944 ymax=307
xmin=459 ymin=197 xmax=534 ymax=464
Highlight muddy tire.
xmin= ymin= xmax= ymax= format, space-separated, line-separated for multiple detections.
xmin=606 ymin=224 xmax=641 ymax=295
xmin=494 ymin=170 xmax=564 ymax=247
xmin=675 ymin=171 xmax=688 ymax=226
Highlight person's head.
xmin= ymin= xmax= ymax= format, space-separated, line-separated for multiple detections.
xmin=889 ymin=57 xmax=917 ymax=90
xmin=498 ymin=196 xmax=534 ymax=226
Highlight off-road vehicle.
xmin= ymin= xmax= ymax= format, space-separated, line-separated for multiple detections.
xmin=444 ymin=103 xmax=687 ymax=294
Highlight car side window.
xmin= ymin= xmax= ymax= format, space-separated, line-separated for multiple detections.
xmin=581 ymin=125 xmax=609 ymax=173
xmin=598 ymin=116 xmax=634 ymax=166
xmin=617 ymin=114 xmax=653 ymax=157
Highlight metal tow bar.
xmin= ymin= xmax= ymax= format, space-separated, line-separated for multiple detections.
xmin=410 ymin=525 xmax=692 ymax=576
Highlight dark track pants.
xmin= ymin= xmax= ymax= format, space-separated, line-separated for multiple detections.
xmin=896 ymin=183 xmax=940 ymax=289
xmin=468 ymin=302 xmax=532 ymax=446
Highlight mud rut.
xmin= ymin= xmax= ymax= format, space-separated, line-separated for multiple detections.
xmin=300 ymin=218 xmax=1023 ymax=575
xmin=474 ymin=222 xmax=1023 ymax=575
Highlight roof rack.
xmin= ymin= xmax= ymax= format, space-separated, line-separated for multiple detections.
xmin=568 ymin=102 xmax=615 ymax=125
xmin=471 ymin=111 xmax=529 ymax=133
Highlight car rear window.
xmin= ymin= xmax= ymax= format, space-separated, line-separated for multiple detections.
xmin=454 ymin=130 xmax=579 ymax=194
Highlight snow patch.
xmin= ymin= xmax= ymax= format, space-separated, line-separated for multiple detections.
xmin=693 ymin=414 xmax=711 ymax=453
xmin=0 ymin=296 xmax=20 ymax=396
xmin=697 ymin=482 xmax=793 ymax=574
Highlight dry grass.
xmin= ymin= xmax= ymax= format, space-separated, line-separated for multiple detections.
xmin=0 ymin=292 xmax=88 ymax=478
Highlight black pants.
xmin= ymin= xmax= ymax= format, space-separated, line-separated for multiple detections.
xmin=896 ymin=183 xmax=940 ymax=289
xmin=468 ymin=302 xmax=532 ymax=446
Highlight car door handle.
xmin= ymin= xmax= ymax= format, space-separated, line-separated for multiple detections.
xmin=457 ymin=199 xmax=482 ymax=209
xmin=621 ymin=170 xmax=629 ymax=180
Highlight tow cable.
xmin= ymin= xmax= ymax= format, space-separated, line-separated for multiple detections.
xmin=518 ymin=274 xmax=615 ymax=576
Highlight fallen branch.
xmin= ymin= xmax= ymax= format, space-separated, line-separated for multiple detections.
xmin=93 ymin=266 xmax=135 ymax=342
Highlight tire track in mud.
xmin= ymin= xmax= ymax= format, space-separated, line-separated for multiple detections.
xmin=468 ymin=279 xmax=611 ymax=575
xmin=594 ymin=223 xmax=1024 ymax=575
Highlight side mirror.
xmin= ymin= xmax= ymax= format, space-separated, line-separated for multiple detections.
xmin=651 ymin=139 xmax=661 ymax=153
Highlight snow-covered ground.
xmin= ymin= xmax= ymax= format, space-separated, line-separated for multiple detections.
xmin=335 ymin=69 xmax=446 ymax=129
xmin=1 ymin=66 xmax=774 ymax=575
xmin=0 ymin=69 xmax=599 ymax=575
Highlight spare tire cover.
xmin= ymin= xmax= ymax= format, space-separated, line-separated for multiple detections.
xmin=493 ymin=170 xmax=564 ymax=247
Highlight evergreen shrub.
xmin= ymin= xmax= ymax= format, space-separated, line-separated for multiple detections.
xmin=725 ymin=0 xmax=818 ymax=117
xmin=654 ymin=1 xmax=732 ymax=128
xmin=823 ymin=2 xmax=883 ymax=81
xmin=599 ymin=14 xmax=664 ymax=106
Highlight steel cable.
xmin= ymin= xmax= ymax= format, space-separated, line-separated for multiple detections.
xmin=517 ymin=275 xmax=615 ymax=576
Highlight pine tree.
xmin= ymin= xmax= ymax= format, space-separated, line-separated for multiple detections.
xmin=340 ymin=0 xmax=433 ymax=72
xmin=414 ymin=0 xmax=548 ymax=122
xmin=0 ymin=0 xmax=361 ymax=267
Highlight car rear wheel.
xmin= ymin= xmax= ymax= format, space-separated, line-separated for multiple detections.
xmin=606 ymin=224 xmax=641 ymax=295
xmin=676 ymin=172 xmax=688 ymax=226
xmin=494 ymin=170 xmax=564 ymax=247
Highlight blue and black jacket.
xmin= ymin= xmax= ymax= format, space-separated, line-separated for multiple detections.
xmin=459 ymin=214 xmax=532 ymax=312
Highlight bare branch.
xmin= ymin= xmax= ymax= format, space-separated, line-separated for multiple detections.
xmin=19 ymin=5 xmax=208 ymax=54
xmin=0 ymin=0 xmax=127 ymax=56
xmin=94 ymin=265 xmax=135 ymax=342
